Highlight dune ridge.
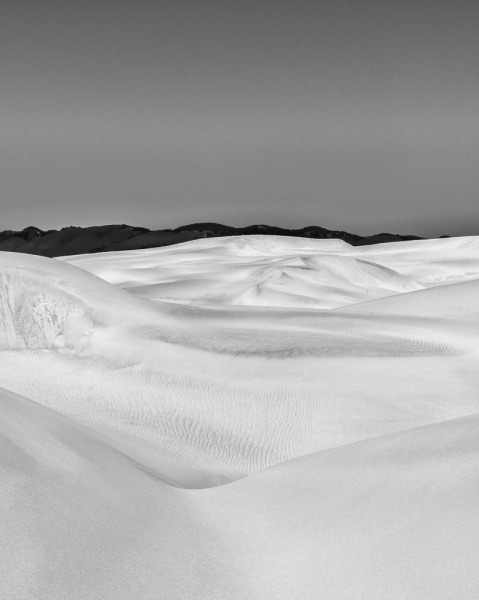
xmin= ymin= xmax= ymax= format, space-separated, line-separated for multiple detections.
xmin=1 ymin=234 xmax=479 ymax=598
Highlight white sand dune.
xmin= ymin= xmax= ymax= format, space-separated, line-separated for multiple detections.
xmin=344 ymin=235 xmax=479 ymax=285
xmin=64 ymin=235 xmax=424 ymax=308
xmin=2 ymin=387 xmax=479 ymax=599
xmin=2 ymin=235 xmax=479 ymax=598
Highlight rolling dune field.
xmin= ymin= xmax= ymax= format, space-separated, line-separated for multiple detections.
xmin=2 ymin=235 xmax=479 ymax=598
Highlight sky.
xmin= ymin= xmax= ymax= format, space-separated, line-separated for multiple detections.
xmin=1 ymin=0 xmax=478 ymax=237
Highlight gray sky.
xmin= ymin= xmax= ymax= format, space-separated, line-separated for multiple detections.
xmin=1 ymin=0 xmax=478 ymax=237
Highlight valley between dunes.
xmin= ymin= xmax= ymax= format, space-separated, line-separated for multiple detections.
xmin=2 ymin=235 xmax=479 ymax=599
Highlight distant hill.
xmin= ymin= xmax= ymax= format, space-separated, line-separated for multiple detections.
xmin=0 ymin=223 xmax=428 ymax=257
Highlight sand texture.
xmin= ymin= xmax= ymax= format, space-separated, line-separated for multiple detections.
xmin=1 ymin=235 xmax=479 ymax=598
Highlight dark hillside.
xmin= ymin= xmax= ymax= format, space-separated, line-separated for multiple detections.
xmin=0 ymin=223 xmax=427 ymax=257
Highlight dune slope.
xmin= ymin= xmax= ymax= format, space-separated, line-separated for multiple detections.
xmin=2 ymin=387 xmax=479 ymax=599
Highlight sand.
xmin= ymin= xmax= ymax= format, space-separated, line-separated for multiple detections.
xmin=1 ymin=235 xmax=479 ymax=598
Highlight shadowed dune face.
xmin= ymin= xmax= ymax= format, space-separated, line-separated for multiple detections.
xmin=2 ymin=235 xmax=479 ymax=598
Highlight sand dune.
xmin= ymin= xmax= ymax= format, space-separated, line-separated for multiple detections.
xmin=345 ymin=235 xmax=479 ymax=285
xmin=2 ymin=386 xmax=479 ymax=599
xmin=65 ymin=235 xmax=425 ymax=308
xmin=2 ymin=235 xmax=479 ymax=597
